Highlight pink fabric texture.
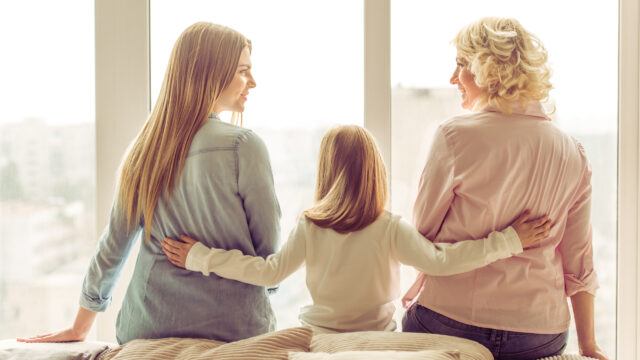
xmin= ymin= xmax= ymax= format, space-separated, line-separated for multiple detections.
xmin=405 ymin=102 xmax=598 ymax=334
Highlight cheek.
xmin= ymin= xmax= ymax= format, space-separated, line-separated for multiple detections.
xmin=462 ymin=73 xmax=480 ymax=95
xmin=235 ymin=79 xmax=248 ymax=94
xmin=460 ymin=71 xmax=473 ymax=86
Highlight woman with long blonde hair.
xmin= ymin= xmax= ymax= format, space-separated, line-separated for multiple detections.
xmin=402 ymin=17 xmax=606 ymax=359
xmin=162 ymin=125 xmax=549 ymax=333
xmin=19 ymin=22 xmax=280 ymax=344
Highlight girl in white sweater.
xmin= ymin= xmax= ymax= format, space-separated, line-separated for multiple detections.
xmin=162 ymin=125 xmax=550 ymax=333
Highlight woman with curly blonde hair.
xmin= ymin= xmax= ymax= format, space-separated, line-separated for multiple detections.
xmin=401 ymin=18 xmax=607 ymax=360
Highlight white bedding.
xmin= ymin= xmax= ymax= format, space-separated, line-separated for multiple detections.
xmin=0 ymin=339 xmax=115 ymax=360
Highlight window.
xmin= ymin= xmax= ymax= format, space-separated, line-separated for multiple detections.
xmin=391 ymin=1 xmax=618 ymax=355
xmin=6 ymin=2 xmax=635 ymax=356
xmin=150 ymin=0 xmax=363 ymax=328
xmin=0 ymin=0 xmax=95 ymax=338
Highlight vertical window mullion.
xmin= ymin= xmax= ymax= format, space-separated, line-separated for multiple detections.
xmin=364 ymin=0 xmax=391 ymax=192
xmin=94 ymin=0 xmax=149 ymax=342
xmin=618 ymin=0 xmax=640 ymax=357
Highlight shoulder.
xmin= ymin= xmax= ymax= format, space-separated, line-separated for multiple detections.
xmin=379 ymin=210 xmax=398 ymax=224
xmin=372 ymin=211 xmax=420 ymax=245
xmin=430 ymin=113 xmax=480 ymax=149
xmin=569 ymin=137 xmax=592 ymax=174
xmin=291 ymin=215 xmax=318 ymax=239
xmin=440 ymin=112 xmax=479 ymax=131
xmin=191 ymin=121 xmax=267 ymax=157
xmin=235 ymin=128 xmax=268 ymax=153
xmin=570 ymin=137 xmax=588 ymax=158
xmin=368 ymin=210 xmax=403 ymax=234
xmin=383 ymin=211 xmax=412 ymax=231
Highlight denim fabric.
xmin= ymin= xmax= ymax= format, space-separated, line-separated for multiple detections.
xmin=402 ymin=304 xmax=568 ymax=360
xmin=80 ymin=114 xmax=281 ymax=344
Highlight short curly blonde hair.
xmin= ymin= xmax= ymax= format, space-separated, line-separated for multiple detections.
xmin=454 ymin=17 xmax=552 ymax=113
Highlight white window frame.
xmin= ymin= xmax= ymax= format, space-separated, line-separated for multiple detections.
xmin=617 ymin=0 xmax=640 ymax=357
xmin=96 ymin=1 xmax=640 ymax=357
xmin=94 ymin=0 xmax=149 ymax=341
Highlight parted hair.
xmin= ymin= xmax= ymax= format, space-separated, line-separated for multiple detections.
xmin=304 ymin=126 xmax=388 ymax=233
xmin=454 ymin=17 xmax=552 ymax=113
xmin=117 ymin=22 xmax=250 ymax=242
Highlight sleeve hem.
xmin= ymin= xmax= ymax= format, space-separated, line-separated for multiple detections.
xmin=79 ymin=296 xmax=109 ymax=312
xmin=566 ymin=286 xmax=598 ymax=298
xmin=502 ymin=226 xmax=524 ymax=254
xmin=186 ymin=242 xmax=211 ymax=275
xmin=565 ymin=272 xmax=599 ymax=297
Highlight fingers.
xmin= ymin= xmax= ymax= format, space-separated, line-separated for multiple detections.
xmin=17 ymin=331 xmax=76 ymax=343
xmin=166 ymin=254 xmax=182 ymax=267
xmin=513 ymin=209 xmax=531 ymax=225
xmin=530 ymin=221 xmax=554 ymax=244
xmin=524 ymin=215 xmax=550 ymax=228
xmin=17 ymin=335 xmax=48 ymax=343
xmin=534 ymin=220 xmax=552 ymax=234
xmin=162 ymin=246 xmax=182 ymax=262
xmin=161 ymin=241 xmax=186 ymax=268
xmin=20 ymin=336 xmax=55 ymax=343
xmin=163 ymin=236 xmax=197 ymax=250
xmin=163 ymin=237 xmax=183 ymax=248
xmin=162 ymin=247 xmax=179 ymax=260
xmin=162 ymin=238 xmax=182 ymax=252
xmin=164 ymin=250 xmax=184 ymax=268
xmin=179 ymin=235 xmax=198 ymax=244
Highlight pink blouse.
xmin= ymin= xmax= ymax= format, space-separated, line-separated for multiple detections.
xmin=405 ymin=102 xmax=598 ymax=334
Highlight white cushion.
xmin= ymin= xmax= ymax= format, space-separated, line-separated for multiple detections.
xmin=310 ymin=331 xmax=491 ymax=360
xmin=0 ymin=339 xmax=113 ymax=360
xmin=289 ymin=350 xmax=461 ymax=360
xmin=536 ymin=355 xmax=598 ymax=360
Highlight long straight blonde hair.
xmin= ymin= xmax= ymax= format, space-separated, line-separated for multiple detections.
xmin=117 ymin=22 xmax=250 ymax=241
xmin=304 ymin=126 xmax=388 ymax=233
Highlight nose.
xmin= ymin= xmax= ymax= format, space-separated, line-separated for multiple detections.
xmin=248 ymin=73 xmax=256 ymax=89
xmin=450 ymin=68 xmax=459 ymax=85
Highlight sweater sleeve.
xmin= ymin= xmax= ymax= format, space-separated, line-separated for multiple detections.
xmin=413 ymin=125 xmax=458 ymax=239
xmin=558 ymin=143 xmax=598 ymax=296
xmin=79 ymin=202 xmax=141 ymax=312
xmin=236 ymin=130 xmax=281 ymax=259
xmin=185 ymin=218 xmax=307 ymax=287
xmin=390 ymin=217 xmax=523 ymax=276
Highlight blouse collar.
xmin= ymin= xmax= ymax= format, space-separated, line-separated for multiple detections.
xmin=482 ymin=102 xmax=551 ymax=120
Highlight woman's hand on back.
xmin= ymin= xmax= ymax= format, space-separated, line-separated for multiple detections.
xmin=162 ymin=235 xmax=199 ymax=268
xmin=511 ymin=210 xmax=552 ymax=249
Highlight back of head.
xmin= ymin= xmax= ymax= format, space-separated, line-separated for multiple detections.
xmin=454 ymin=17 xmax=552 ymax=113
xmin=118 ymin=22 xmax=250 ymax=241
xmin=304 ymin=125 xmax=388 ymax=233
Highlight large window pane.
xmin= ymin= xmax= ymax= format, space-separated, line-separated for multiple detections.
xmin=150 ymin=0 xmax=363 ymax=329
xmin=0 ymin=0 xmax=95 ymax=338
xmin=391 ymin=1 xmax=617 ymax=356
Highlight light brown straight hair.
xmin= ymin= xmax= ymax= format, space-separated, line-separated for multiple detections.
xmin=304 ymin=126 xmax=388 ymax=233
xmin=116 ymin=22 xmax=250 ymax=242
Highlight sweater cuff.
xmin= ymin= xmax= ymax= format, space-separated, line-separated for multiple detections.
xmin=565 ymin=271 xmax=599 ymax=297
xmin=186 ymin=242 xmax=211 ymax=276
xmin=79 ymin=293 xmax=110 ymax=312
xmin=502 ymin=226 xmax=524 ymax=255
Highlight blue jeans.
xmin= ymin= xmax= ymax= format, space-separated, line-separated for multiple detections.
xmin=402 ymin=304 xmax=568 ymax=360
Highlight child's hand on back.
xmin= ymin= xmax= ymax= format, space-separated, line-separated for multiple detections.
xmin=511 ymin=210 xmax=553 ymax=249
xmin=162 ymin=235 xmax=200 ymax=268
